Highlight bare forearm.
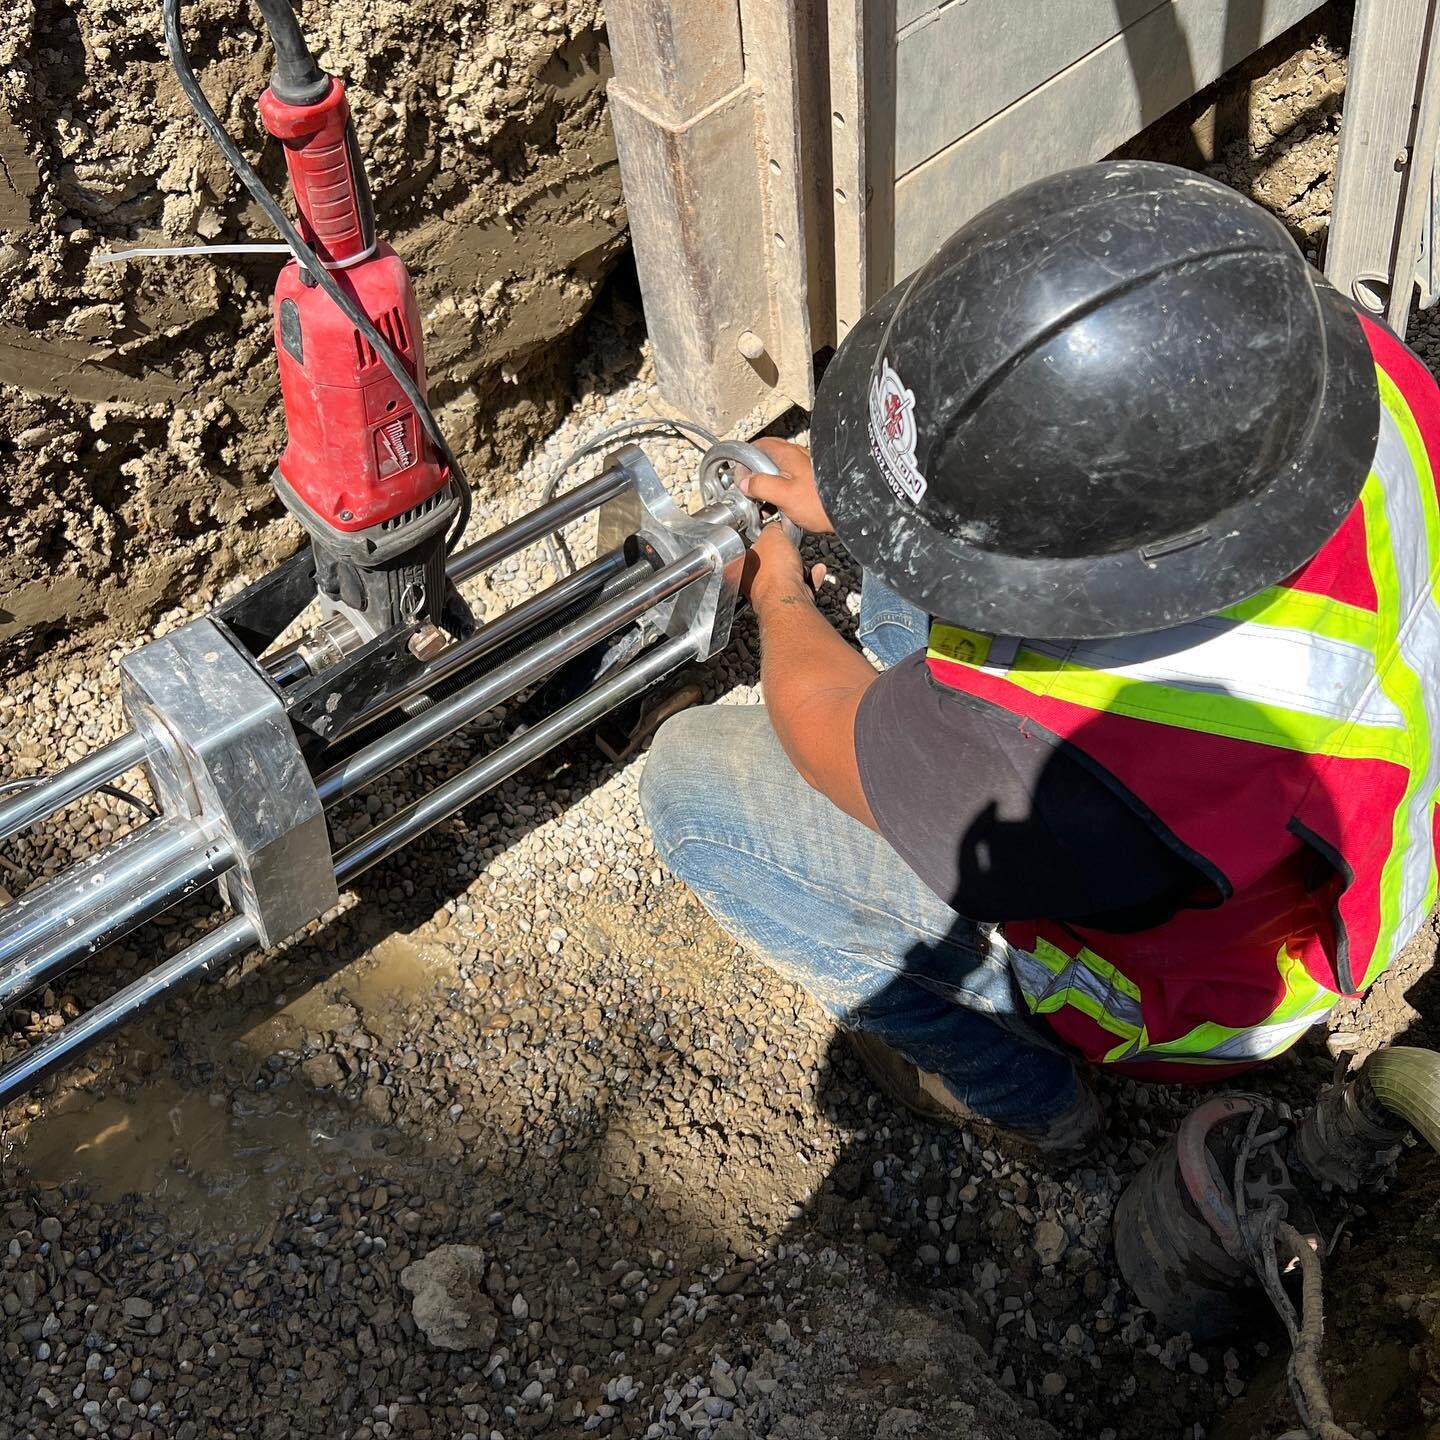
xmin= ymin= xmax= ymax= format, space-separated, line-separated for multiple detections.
xmin=753 ymin=578 xmax=878 ymax=825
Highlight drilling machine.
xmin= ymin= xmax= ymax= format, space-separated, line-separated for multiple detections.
xmin=0 ymin=0 xmax=783 ymax=1103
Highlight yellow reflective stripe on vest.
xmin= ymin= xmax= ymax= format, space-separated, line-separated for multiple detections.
xmin=1101 ymin=947 xmax=1337 ymax=1064
xmin=995 ymin=640 xmax=1407 ymax=762
xmin=1009 ymin=938 xmax=1142 ymax=1043
xmin=1218 ymin=585 xmax=1378 ymax=651
xmin=1360 ymin=373 xmax=1440 ymax=987
xmin=928 ymin=613 xmax=1410 ymax=764
xmin=1010 ymin=935 xmax=1338 ymax=1066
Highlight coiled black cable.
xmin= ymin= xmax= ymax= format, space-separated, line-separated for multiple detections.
xmin=161 ymin=0 xmax=473 ymax=552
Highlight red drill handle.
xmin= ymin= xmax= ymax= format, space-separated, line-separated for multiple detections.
xmin=258 ymin=79 xmax=375 ymax=266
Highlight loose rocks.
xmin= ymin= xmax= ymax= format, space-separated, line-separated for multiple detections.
xmin=399 ymin=1244 xmax=500 ymax=1351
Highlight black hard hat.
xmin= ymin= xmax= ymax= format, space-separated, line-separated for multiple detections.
xmin=812 ymin=161 xmax=1380 ymax=639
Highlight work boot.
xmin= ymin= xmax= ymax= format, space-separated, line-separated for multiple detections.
xmin=845 ymin=1030 xmax=1102 ymax=1157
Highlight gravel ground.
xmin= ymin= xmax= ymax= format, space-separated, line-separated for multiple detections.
xmin=3 ymin=21 xmax=1440 ymax=1440
xmin=0 ymin=308 xmax=1370 ymax=1440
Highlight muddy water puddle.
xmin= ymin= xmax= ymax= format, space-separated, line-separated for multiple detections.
xmin=7 ymin=933 xmax=444 ymax=1235
xmin=10 ymin=1078 xmax=400 ymax=1237
xmin=338 ymin=934 xmax=438 ymax=1040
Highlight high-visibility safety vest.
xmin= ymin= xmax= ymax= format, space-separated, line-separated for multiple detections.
xmin=924 ymin=315 xmax=1440 ymax=1081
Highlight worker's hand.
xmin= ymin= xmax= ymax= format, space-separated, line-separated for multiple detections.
xmin=740 ymin=523 xmax=827 ymax=609
xmin=734 ymin=438 xmax=835 ymax=535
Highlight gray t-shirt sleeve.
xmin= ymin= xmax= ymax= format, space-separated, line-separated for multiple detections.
xmin=853 ymin=652 xmax=1205 ymax=928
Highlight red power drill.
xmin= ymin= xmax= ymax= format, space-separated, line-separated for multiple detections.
xmin=253 ymin=3 xmax=463 ymax=642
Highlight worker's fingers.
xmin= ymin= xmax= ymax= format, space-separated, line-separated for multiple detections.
xmin=739 ymin=521 xmax=805 ymax=603
xmin=809 ymin=563 xmax=829 ymax=590
xmin=734 ymin=438 xmax=834 ymax=534
xmin=734 ymin=441 xmax=801 ymax=504
xmin=734 ymin=437 xmax=809 ymax=495
xmin=752 ymin=435 xmax=806 ymax=470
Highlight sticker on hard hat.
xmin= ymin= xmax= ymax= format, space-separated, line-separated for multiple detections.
xmin=868 ymin=359 xmax=926 ymax=504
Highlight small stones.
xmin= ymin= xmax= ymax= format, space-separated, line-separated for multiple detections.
xmin=1033 ymin=1218 xmax=1068 ymax=1267
xmin=301 ymin=1052 xmax=346 ymax=1089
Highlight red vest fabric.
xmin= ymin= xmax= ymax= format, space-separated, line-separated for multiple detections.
xmin=923 ymin=316 xmax=1440 ymax=1081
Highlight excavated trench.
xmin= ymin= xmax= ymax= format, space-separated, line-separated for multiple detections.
xmin=0 ymin=0 xmax=626 ymax=680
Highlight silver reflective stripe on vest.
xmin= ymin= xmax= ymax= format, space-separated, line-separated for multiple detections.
xmin=1006 ymin=935 xmax=1325 ymax=1062
xmin=1004 ymin=940 xmax=1144 ymax=1029
xmin=1118 ymin=1007 xmax=1327 ymax=1063
xmin=1373 ymin=402 xmax=1440 ymax=953
xmin=1005 ymin=944 xmax=1054 ymax=1002
xmin=1020 ymin=622 xmax=1403 ymax=729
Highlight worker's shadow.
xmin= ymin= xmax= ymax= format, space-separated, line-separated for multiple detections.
xmin=1108 ymin=0 xmax=1345 ymax=201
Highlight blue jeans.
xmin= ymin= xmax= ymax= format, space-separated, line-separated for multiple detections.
xmin=639 ymin=576 xmax=1080 ymax=1131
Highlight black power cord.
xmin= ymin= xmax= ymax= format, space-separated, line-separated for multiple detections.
xmin=0 ymin=776 xmax=159 ymax=823
xmin=253 ymin=0 xmax=329 ymax=102
xmin=161 ymin=0 xmax=473 ymax=552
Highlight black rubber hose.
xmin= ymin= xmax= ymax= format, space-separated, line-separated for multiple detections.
xmin=0 ymin=775 xmax=159 ymax=823
xmin=161 ymin=0 xmax=473 ymax=552
xmin=251 ymin=0 xmax=327 ymax=102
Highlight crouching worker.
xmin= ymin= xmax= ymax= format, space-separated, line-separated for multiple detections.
xmin=640 ymin=161 xmax=1440 ymax=1156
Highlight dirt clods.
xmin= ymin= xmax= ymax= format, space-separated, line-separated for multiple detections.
xmin=0 ymin=0 xmax=625 ymax=678
xmin=401 ymin=1244 xmax=500 ymax=1352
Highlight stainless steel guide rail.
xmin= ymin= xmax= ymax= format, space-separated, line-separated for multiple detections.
xmin=0 ymin=446 xmax=764 ymax=1105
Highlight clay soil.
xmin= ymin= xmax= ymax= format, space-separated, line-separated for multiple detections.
xmin=0 ymin=0 xmax=626 ymax=679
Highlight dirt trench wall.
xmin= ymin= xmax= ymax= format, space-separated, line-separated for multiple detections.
xmin=0 ymin=0 xmax=626 ymax=676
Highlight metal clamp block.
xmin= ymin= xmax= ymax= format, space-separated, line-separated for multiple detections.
xmin=595 ymin=444 xmax=750 ymax=660
xmin=120 ymin=618 xmax=338 ymax=947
